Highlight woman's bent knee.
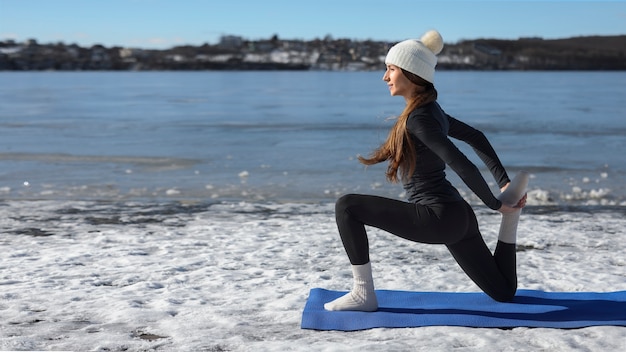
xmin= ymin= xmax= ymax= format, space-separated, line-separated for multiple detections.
xmin=489 ymin=286 xmax=517 ymax=302
xmin=335 ymin=193 xmax=359 ymax=214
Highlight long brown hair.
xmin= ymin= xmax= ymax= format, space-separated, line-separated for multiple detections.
xmin=358 ymin=69 xmax=438 ymax=183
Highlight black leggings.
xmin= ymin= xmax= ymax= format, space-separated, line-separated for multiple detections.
xmin=335 ymin=194 xmax=517 ymax=302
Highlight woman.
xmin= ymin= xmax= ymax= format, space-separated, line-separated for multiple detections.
xmin=324 ymin=30 xmax=528 ymax=312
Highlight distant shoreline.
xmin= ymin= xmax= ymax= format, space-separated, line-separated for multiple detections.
xmin=1 ymin=35 xmax=625 ymax=71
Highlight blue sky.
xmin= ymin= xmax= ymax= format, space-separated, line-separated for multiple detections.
xmin=1 ymin=0 xmax=625 ymax=49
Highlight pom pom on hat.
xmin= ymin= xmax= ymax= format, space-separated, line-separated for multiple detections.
xmin=384 ymin=29 xmax=444 ymax=83
xmin=420 ymin=30 xmax=444 ymax=55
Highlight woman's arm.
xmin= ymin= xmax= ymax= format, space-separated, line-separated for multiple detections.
xmin=447 ymin=114 xmax=510 ymax=189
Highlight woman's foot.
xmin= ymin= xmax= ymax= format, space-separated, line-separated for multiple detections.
xmin=324 ymin=290 xmax=378 ymax=312
xmin=324 ymin=262 xmax=378 ymax=312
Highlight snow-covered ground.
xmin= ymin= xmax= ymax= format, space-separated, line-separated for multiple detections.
xmin=1 ymin=200 xmax=625 ymax=351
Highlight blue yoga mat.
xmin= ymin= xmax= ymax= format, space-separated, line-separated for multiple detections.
xmin=301 ymin=288 xmax=626 ymax=331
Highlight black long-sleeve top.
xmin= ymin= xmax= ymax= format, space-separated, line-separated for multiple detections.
xmin=404 ymin=101 xmax=510 ymax=210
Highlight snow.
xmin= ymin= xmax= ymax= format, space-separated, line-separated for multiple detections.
xmin=1 ymin=200 xmax=625 ymax=351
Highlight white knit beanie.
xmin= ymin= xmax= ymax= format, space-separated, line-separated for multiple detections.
xmin=385 ymin=30 xmax=444 ymax=83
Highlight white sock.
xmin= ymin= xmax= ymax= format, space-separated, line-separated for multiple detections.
xmin=324 ymin=262 xmax=378 ymax=312
xmin=498 ymin=210 xmax=521 ymax=244
xmin=497 ymin=171 xmax=529 ymax=244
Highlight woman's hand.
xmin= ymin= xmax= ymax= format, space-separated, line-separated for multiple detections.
xmin=498 ymin=182 xmax=528 ymax=214
xmin=498 ymin=200 xmax=525 ymax=214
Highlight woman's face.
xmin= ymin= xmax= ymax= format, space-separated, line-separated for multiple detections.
xmin=383 ymin=64 xmax=419 ymax=100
